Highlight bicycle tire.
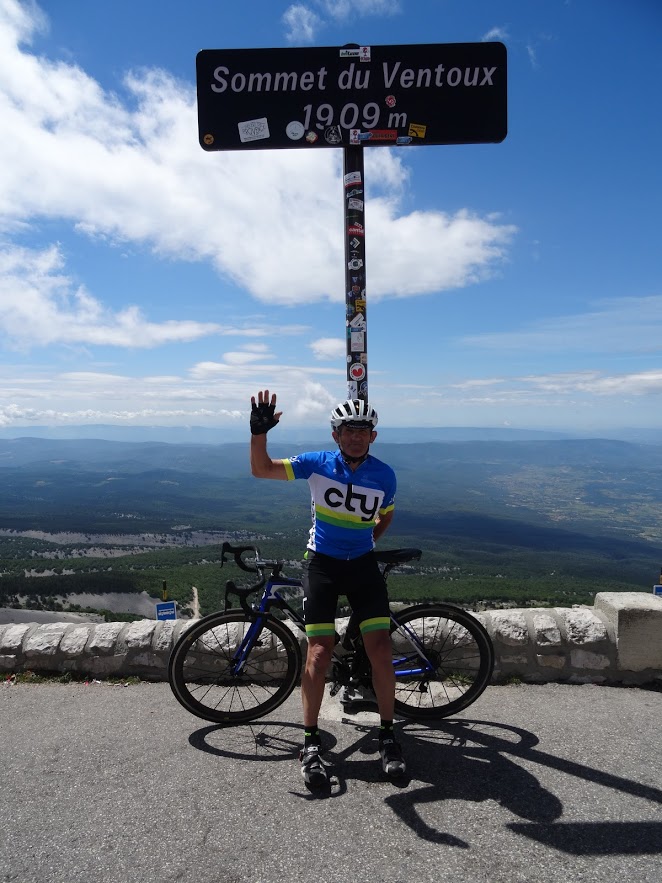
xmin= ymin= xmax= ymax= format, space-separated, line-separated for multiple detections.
xmin=168 ymin=610 xmax=302 ymax=724
xmin=390 ymin=603 xmax=494 ymax=720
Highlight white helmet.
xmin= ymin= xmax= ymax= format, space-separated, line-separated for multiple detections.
xmin=330 ymin=399 xmax=378 ymax=429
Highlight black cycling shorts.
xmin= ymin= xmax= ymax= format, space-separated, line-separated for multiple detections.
xmin=301 ymin=550 xmax=390 ymax=639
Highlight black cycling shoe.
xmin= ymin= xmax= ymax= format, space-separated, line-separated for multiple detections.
xmin=379 ymin=737 xmax=407 ymax=778
xmin=300 ymin=745 xmax=328 ymax=788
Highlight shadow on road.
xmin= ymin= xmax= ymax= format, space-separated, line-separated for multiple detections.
xmin=185 ymin=716 xmax=662 ymax=854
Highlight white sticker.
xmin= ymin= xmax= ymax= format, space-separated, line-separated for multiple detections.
xmin=286 ymin=121 xmax=304 ymax=140
xmin=238 ymin=118 xmax=270 ymax=143
xmin=350 ymin=331 xmax=365 ymax=351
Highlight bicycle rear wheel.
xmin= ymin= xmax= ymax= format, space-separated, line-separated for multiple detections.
xmin=391 ymin=603 xmax=494 ymax=720
xmin=168 ymin=611 xmax=302 ymax=724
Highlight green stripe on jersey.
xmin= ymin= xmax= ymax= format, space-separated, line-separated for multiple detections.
xmin=316 ymin=506 xmax=375 ymax=529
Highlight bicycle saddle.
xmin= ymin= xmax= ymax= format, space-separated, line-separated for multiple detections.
xmin=373 ymin=548 xmax=422 ymax=564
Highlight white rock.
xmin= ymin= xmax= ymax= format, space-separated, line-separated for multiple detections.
xmin=87 ymin=623 xmax=125 ymax=654
xmin=490 ymin=611 xmax=528 ymax=646
xmin=532 ymin=613 xmax=562 ymax=646
xmin=24 ymin=624 xmax=68 ymax=656
xmin=562 ymin=609 xmax=607 ymax=645
xmin=125 ymin=620 xmax=157 ymax=649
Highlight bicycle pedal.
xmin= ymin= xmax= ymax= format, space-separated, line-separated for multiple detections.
xmin=339 ymin=686 xmax=377 ymax=707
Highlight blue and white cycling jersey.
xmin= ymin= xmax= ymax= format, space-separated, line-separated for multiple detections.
xmin=281 ymin=450 xmax=396 ymax=560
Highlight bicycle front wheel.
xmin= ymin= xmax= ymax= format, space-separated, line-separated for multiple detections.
xmin=391 ymin=603 xmax=494 ymax=720
xmin=168 ymin=611 xmax=302 ymax=724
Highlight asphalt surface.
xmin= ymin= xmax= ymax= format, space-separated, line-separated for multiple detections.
xmin=2 ymin=680 xmax=661 ymax=883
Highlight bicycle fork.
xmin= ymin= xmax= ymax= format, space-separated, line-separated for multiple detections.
xmin=230 ymin=614 xmax=269 ymax=676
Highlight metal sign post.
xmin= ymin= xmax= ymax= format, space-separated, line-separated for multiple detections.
xmin=343 ymin=144 xmax=368 ymax=401
xmin=196 ymin=42 xmax=508 ymax=402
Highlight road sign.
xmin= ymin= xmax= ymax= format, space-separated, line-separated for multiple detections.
xmin=156 ymin=600 xmax=177 ymax=621
xmin=196 ymin=42 xmax=507 ymax=151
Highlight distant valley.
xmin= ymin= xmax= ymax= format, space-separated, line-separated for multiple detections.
xmin=1 ymin=435 xmax=661 ymax=620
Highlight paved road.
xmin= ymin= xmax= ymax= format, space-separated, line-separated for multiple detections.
xmin=1 ymin=681 xmax=661 ymax=883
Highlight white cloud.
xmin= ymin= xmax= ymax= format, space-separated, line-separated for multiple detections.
xmin=0 ymin=244 xmax=222 ymax=349
xmin=0 ymin=4 xmax=516 ymax=332
xmin=2 ymin=360 xmax=662 ymax=431
xmin=283 ymin=0 xmax=400 ymax=42
xmin=318 ymin=0 xmax=400 ymax=19
xmin=461 ymin=296 xmax=662 ymax=354
xmin=282 ymin=5 xmax=323 ymax=43
xmin=367 ymin=206 xmax=515 ymax=297
xmin=310 ymin=337 xmax=345 ymax=360
xmin=482 ymin=27 xmax=509 ymax=42
xmin=520 ymin=370 xmax=662 ymax=397
xmin=223 ymin=346 xmax=271 ymax=366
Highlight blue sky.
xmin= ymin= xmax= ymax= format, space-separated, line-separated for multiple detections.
xmin=0 ymin=0 xmax=660 ymax=436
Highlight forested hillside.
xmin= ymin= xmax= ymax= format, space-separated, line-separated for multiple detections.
xmin=1 ymin=437 xmax=660 ymax=617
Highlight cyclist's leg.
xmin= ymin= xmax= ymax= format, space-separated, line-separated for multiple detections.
xmin=301 ymin=552 xmax=338 ymax=727
xmin=348 ymin=558 xmax=406 ymax=777
xmin=361 ymin=629 xmax=395 ymax=719
xmin=345 ymin=553 xmax=394 ymax=719
xmin=301 ymin=635 xmax=335 ymax=725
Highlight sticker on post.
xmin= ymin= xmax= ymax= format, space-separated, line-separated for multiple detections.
xmin=238 ymin=118 xmax=270 ymax=143
xmin=349 ymin=363 xmax=366 ymax=381
xmin=351 ymin=331 xmax=365 ymax=352
xmin=344 ymin=171 xmax=362 ymax=188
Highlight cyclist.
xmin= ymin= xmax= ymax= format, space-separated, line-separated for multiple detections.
xmin=250 ymin=389 xmax=406 ymax=786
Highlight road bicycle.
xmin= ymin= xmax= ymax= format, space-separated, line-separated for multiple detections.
xmin=168 ymin=542 xmax=495 ymax=724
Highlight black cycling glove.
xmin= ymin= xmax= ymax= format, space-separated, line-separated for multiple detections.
xmin=250 ymin=399 xmax=279 ymax=435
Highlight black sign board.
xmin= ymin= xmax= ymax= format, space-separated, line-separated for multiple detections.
xmin=196 ymin=42 xmax=507 ymax=151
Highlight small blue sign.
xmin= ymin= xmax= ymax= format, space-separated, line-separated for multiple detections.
xmin=654 ymin=585 xmax=662 ymax=597
xmin=156 ymin=600 xmax=177 ymax=620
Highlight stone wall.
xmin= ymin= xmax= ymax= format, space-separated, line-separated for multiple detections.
xmin=1 ymin=592 xmax=661 ymax=685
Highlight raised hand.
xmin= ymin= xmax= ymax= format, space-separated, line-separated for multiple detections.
xmin=250 ymin=389 xmax=282 ymax=435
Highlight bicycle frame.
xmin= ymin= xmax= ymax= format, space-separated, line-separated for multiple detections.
xmin=228 ymin=576 xmax=303 ymax=676
xmin=170 ymin=542 xmax=494 ymax=724
xmin=228 ymin=573 xmax=435 ymax=681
